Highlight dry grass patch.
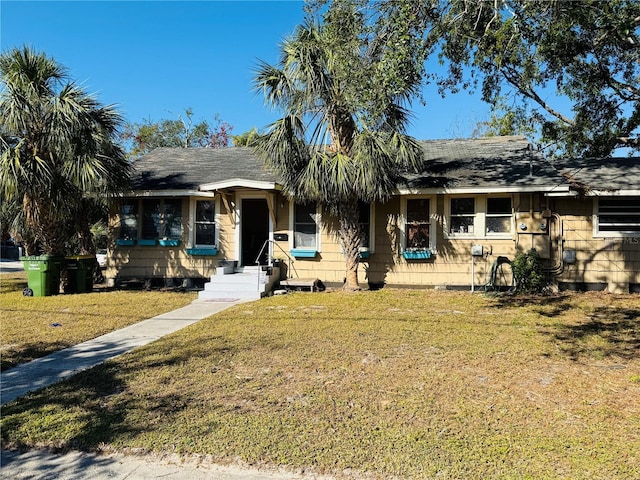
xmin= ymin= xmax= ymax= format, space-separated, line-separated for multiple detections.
xmin=2 ymin=289 xmax=639 ymax=479
xmin=0 ymin=272 xmax=197 ymax=371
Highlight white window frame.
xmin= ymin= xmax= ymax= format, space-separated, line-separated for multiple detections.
xmin=594 ymin=196 xmax=640 ymax=237
xmin=359 ymin=201 xmax=375 ymax=253
xmin=189 ymin=196 xmax=220 ymax=248
xmin=445 ymin=195 xmax=513 ymax=239
xmin=448 ymin=196 xmax=477 ymax=236
xmin=400 ymin=196 xmax=437 ymax=252
xmin=290 ymin=202 xmax=322 ymax=252
xmin=485 ymin=196 xmax=514 ymax=237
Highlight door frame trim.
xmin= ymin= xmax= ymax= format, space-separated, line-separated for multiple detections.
xmin=236 ymin=193 xmax=273 ymax=265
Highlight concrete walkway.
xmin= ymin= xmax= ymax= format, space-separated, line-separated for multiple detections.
xmin=0 ymin=298 xmax=243 ymax=405
xmin=1 ymin=261 xmax=329 ymax=479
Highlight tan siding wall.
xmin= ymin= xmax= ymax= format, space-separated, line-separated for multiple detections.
xmin=272 ymin=199 xmax=290 ymax=265
xmin=217 ymin=195 xmax=236 ymax=261
xmin=107 ymin=193 xmax=640 ymax=292
xmin=107 ymin=197 xmax=223 ymax=282
xmin=284 ymin=196 xmax=523 ymax=288
xmin=107 ymin=191 xmax=285 ymax=283
xmin=551 ymin=197 xmax=640 ymax=293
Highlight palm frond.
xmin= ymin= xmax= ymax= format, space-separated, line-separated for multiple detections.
xmin=0 ymin=46 xmax=130 ymax=255
xmin=252 ymin=61 xmax=293 ymax=111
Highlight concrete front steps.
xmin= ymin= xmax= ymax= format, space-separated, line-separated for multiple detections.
xmin=198 ymin=265 xmax=281 ymax=301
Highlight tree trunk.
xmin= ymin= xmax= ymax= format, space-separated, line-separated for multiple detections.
xmin=26 ymin=196 xmax=67 ymax=256
xmin=339 ymin=198 xmax=362 ymax=291
xmin=75 ymin=202 xmax=95 ymax=255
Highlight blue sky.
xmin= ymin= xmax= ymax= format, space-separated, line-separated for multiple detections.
xmin=1 ymin=0 xmax=491 ymax=142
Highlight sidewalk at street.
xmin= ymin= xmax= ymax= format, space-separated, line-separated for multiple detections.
xmin=0 ymin=449 xmax=328 ymax=480
xmin=0 ymin=258 xmax=24 ymax=273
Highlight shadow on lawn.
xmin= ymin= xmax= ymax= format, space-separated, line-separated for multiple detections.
xmin=487 ymin=293 xmax=574 ymax=316
xmin=0 ymin=277 xmax=27 ymax=294
xmin=551 ymin=306 xmax=640 ymax=361
xmin=487 ymin=294 xmax=640 ymax=361
xmin=1 ymin=342 xmax=69 ymax=372
xmin=1 ymin=363 xmax=132 ymax=451
xmin=0 ymin=306 xmax=139 ymax=372
xmin=1 ymin=340 xmax=235 ymax=452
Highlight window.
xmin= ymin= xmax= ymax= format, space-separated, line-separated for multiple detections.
xmin=137 ymin=199 xmax=183 ymax=240
xmin=162 ymin=199 xmax=183 ymax=239
xmin=294 ymin=203 xmax=318 ymax=248
xmin=195 ymin=200 xmax=216 ymax=246
xmin=358 ymin=201 xmax=371 ymax=248
xmin=141 ymin=199 xmax=160 ymax=239
xmin=446 ymin=196 xmax=513 ymax=238
xmin=119 ymin=200 xmax=138 ymax=239
xmin=450 ymin=197 xmax=475 ymax=234
xmin=597 ymin=197 xmax=640 ymax=235
xmin=406 ymin=198 xmax=431 ymax=249
xmin=486 ymin=197 xmax=512 ymax=234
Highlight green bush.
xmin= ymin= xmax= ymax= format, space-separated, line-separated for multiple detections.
xmin=511 ymin=248 xmax=549 ymax=293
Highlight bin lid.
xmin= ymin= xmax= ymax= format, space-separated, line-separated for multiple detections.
xmin=21 ymin=255 xmax=65 ymax=261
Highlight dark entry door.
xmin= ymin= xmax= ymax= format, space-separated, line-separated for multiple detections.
xmin=241 ymin=199 xmax=269 ymax=266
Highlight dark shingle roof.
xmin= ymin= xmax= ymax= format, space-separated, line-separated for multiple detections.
xmin=406 ymin=136 xmax=566 ymax=191
xmin=131 ymin=147 xmax=275 ymax=190
xmin=551 ymin=157 xmax=640 ymax=193
xmin=130 ymin=137 xmax=569 ymax=193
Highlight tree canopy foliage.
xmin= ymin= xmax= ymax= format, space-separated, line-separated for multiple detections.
xmin=121 ymin=109 xmax=233 ymax=158
xmin=432 ymin=0 xmax=640 ymax=158
xmin=231 ymin=128 xmax=261 ymax=147
xmin=0 ymin=46 xmax=131 ymax=256
xmin=310 ymin=0 xmax=640 ymax=157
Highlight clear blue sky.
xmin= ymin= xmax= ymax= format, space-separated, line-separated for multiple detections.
xmin=1 ymin=0 xmax=491 ymax=142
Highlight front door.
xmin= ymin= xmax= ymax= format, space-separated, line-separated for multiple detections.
xmin=241 ymin=199 xmax=269 ymax=266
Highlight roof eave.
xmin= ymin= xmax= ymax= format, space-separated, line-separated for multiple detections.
xmin=395 ymin=185 xmax=571 ymax=195
xmin=199 ymin=179 xmax=281 ymax=191
xmin=546 ymin=188 xmax=640 ymax=197
xmin=121 ymin=189 xmax=217 ymax=198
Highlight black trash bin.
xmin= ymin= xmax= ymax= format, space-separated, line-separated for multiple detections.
xmin=65 ymin=255 xmax=96 ymax=293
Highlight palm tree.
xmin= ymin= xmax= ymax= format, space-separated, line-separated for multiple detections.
xmin=253 ymin=11 xmax=424 ymax=290
xmin=0 ymin=46 xmax=131 ymax=257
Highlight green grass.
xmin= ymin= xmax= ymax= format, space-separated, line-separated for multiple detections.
xmin=0 ymin=272 xmax=197 ymax=371
xmin=2 ymin=288 xmax=640 ymax=479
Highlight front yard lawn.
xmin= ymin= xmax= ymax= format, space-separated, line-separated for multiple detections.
xmin=2 ymin=289 xmax=639 ymax=479
xmin=0 ymin=272 xmax=197 ymax=371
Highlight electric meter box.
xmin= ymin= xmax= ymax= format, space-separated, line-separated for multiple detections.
xmin=516 ymin=213 xmax=548 ymax=234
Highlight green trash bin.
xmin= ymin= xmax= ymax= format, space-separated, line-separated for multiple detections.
xmin=65 ymin=255 xmax=96 ymax=293
xmin=21 ymin=255 xmax=64 ymax=297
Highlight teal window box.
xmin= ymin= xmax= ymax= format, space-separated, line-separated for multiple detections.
xmin=402 ymin=250 xmax=432 ymax=260
xmin=138 ymin=239 xmax=157 ymax=246
xmin=290 ymin=249 xmax=317 ymax=259
xmin=359 ymin=248 xmax=370 ymax=259
xmin=115 ymin=239 xmax=136 ymax=246
xmin=159 ymin=239 xmax=180 ymax=247
xmin=186 ymin=247 xmax=218 ymax=256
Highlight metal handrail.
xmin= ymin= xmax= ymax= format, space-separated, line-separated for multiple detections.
xmin=254 ymin=238 xmax=298 ymax=279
